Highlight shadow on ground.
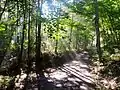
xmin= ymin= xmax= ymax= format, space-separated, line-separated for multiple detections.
xmin=0 ymin=51 xmax=95 ymax=90
xmin=21 ymin=51 xmax=95 ymax=90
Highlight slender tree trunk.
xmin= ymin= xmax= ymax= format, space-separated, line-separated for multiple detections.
xmin=55 ymin=18 xmax=59 ymax=54
xmin=27 ymin=0 xmax=31 ymax=74
xmin=35 ymin=0 xmax=43 ymax=90
xmin=16 ymin=0 xmax=20 ymax=55
xmin=55 ymin=4 xmax=61 ymax=54
xmin=75 ymin=28 xmax=78 ymax=50
xmin=94 ymin=0 xmax=102 ymax=61
xmin=69 ymin=15 xmax=73 ymax=50
xmin=36 ymin=0 xmax=42 ymax=73
xmin=55 ymin=40 xmax=58 ymax=54
xmin=0 ymin=0 xmax=7 ymax=21
xmin=18 ymin=0 xmax=26 ymax=68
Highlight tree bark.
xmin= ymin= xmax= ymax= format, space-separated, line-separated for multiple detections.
xmin=55 ymin=18 xmax=59 ymax=54
xmin=18 ymin=0 xmax=26 ymax=68
xmin=36 ymin=0 xmax=42 ymax=73
xmin=94 ymin=0 xmax=102 ymax=61
xmin=0 ymin=0 xmax=7 ymax=21
xmin=27 ymin=0 xmax=31 ymax=74
xmin=69 ymin=14 xmax=73 ymax=50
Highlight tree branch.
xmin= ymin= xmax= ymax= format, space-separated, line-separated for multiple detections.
xmin=0 ymin=0 xmax=7 ymax=21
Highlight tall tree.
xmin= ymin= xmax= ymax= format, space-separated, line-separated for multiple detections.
xmin=36 ymin=0 xmax=42 ymax=73
xmin=94 ymin=0 xmax=102 ymax=61
xmin=55 ymin=13 xmax=59 ymax=54
xmin=27 ymin=0 xmax=31 ymax=74
xmin=68 ymin=14 xmax=73 ymax=50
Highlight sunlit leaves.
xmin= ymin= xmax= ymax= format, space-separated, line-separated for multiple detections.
xmin=99 ymin=0 xmax=120 ymax=53
xmin=0 ymin=23 xmax=5 ymax=31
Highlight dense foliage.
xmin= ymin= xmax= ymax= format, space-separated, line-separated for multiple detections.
xmin=0 ymin=0 xmax=120 ymax=89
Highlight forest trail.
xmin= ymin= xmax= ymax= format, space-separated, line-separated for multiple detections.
xmin=23 ymin=51 xmax=95 ymax=90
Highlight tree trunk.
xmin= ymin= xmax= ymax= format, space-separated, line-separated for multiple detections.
xmin=36 ymin=0 xmax=42 ymax=73
xmin=94 ymin=0 xmax=102 ymax=61
xmin=55 ymin=18 xmax=59 ymax=54
xmin=0 ymin=0 xmax=7 ymax=21
xmin=18 ymin=0 xmax=26 ymax=68
xmin=27 ymin=0 xmax=31 ymax=74
xmin=69 ymin=14 xmax=73 ymax=50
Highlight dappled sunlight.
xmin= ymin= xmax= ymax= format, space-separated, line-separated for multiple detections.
xmin=0 ymin=49 xmax=96 ymax=89
xmin=1 ymin=0 xmax=120 ymax=89
xmin=10 ymin=51 xmax=95 ymax=90
xmin=92 ymin=60 xmax=120 ymax=90
xmin=33 ymin=51 xmax=95 ymax=90
xmin=49 ymin=70 xmax=68 ymax=80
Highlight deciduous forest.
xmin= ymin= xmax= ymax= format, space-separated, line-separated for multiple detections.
xmin=0 ymin=0 xmax=120 ymax=90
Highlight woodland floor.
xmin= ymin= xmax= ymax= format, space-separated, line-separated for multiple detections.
xmin=1 ymin=51 xmax=120 ymax=90
xmin=14 ymin=51 xmax=96 ymax=90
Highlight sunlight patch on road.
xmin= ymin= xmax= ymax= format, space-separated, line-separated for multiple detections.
xmin=49 ymin=70 xmax=68 ymax=80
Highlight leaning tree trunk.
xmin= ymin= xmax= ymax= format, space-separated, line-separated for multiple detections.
xmin=0 ymin=0 xmax=7 ymax=21
xmin=94 ymin=0 xmax=102 ymax=61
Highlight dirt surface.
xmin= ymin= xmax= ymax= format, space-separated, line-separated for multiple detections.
xmin=17 ymin=51 xmax=95 ymax=90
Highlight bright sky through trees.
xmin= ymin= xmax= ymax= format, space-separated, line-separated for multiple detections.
xmin=42 ymin=0 xmax=73 ymax=17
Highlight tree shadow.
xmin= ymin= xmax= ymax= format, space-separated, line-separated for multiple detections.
xmin=30 ymin=51 xmax=95 ymax=90
xmin=100 ymin=61 xmax=120 ymax=77
xmin=0 ymin=51 xmax=95 ymax=90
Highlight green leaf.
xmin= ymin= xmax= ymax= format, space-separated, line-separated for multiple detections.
xmin=0 ymin=24 xmax=5 ymax=31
